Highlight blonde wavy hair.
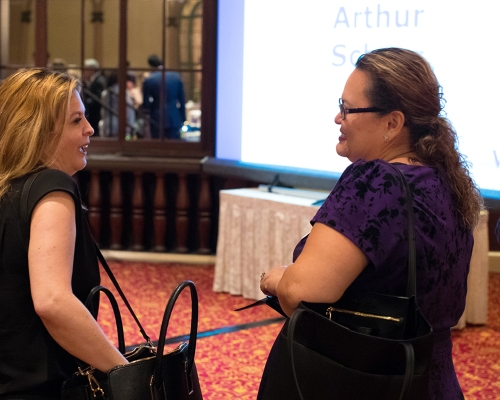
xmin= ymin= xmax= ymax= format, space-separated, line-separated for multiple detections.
xmin=355 ymin=48 xmax=483 ymax=229
xmin=0 ymin=68 xmax=80 ymax=198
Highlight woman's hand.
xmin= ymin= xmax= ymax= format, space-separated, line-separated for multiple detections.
xmin=260 ymin=265 xmax=287 ymax=296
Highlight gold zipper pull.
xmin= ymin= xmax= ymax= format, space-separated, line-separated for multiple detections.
xmin=325 ymin=306 xmax=401 ymax=323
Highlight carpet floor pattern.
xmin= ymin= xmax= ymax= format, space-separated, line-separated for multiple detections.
xmin=97 ymin=261 xmax=500 ymax=399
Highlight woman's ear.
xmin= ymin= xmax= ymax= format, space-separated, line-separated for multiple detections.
xmin=386 ymin=110 xmax=406 ymax=134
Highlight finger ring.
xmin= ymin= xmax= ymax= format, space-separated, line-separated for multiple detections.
xmin=260 ymin=272 xmax=266 ymax=280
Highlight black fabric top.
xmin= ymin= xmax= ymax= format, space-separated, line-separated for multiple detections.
xmin=0 ymin=169 xmax=99 ymax=398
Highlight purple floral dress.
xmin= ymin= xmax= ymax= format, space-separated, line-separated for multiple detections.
xmin=293 ymin=159 xmax=472 ymax=399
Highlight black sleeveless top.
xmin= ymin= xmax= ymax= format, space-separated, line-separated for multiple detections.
xmin=0 ymin=169 xmax=100 ymax=398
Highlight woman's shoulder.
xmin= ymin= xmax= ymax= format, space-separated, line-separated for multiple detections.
xmin=333 ymin=159 xmax=405 ymax=201
xmin=313 ymin=160 xmax=414 ymax=259
xmin=32 ymin=169 xmax=78 ymax=190
xmin=340 ymin=159 xmax=439 ymax=191
xmin=327 ymin=159 xmax=444 ymax=213
xmin=345 ymin=158 xmax=431 ymax=178
xmin=340 ymin=159 xmax=399 ymax=183
xmin=27 ymin=169 xmax=80 ymax=210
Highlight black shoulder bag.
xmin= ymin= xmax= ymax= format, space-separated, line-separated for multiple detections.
xmin=288 ymin=167 xmax=433 ymax=400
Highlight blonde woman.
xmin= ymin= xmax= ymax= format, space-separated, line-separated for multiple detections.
xmin=0 ymin=69 xmax=127 ymax=399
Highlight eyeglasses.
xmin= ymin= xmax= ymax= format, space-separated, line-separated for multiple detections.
xmin=338 ymin=98 xmax=385 ymax=120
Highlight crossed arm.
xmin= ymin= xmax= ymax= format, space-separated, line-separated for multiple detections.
xmin=260 ymin=222 xmax=369 ymax=317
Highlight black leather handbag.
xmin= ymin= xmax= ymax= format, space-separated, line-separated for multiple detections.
xmin=258 ymin=167 xmax=434 ymax=400
xmin=61 ymin=255 xmax=203 ymax=400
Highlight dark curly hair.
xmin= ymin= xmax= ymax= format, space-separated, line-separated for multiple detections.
xmin=356 ymin=48 xmax=482 ymax=228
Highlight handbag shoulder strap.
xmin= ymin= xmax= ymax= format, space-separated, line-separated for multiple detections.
xmin=20 ymin=171 xmax=41 ymax=247
xmin=388 ymin=165 xmax=416 ymax=298
xmin=95 ymin=245 xmax=153 ymax=346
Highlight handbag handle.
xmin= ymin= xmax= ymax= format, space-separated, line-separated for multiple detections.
xmin=84 ymin=285 xmax=126 ymax=354
xmin=151 ymin=280 xmax=199 ymax=395
xmin=287 ymin=308 xmax=416 ymax=400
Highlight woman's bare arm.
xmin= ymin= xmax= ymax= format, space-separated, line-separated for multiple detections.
xmin=28 ymin=191 xmax=127 ymax=372
xmin=261 ymin=222 xmax=368 ymax=316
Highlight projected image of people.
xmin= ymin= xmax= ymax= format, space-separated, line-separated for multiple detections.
xmin=258 ymin=48 xmax=482 ymax=400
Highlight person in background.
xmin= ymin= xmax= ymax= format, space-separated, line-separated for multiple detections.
xmin=127 ymin=72 xmax=143 ymax=109
xmin=258 ymin=48 xmax=482 ymax=400
xmin=0 ymin=68 xmax=127 ymax=399
xmin=82 ymin=58 xmax=107 ymax=137
xmin=50 ymin=57 xmax=68 ymax=72
xmin=100 ymin=72 xmax=137 ymax=138
xmin=142 ymin=54 xmax=186 ymax=139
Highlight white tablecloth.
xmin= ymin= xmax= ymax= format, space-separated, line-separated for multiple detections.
xmin=213 ymin=188 xmax=489 ymax=327
xmin=213 ymin=188 xmax=320 ymax=300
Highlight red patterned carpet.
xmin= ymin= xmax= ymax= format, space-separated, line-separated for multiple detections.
xmin=98 ymin=261 xmax=500 ymax=399
xmin=452 ymin=272 xmax=500 ymax=399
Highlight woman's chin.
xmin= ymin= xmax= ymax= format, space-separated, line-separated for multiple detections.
xmin=336 ymin=142 xmax=348 ymax=158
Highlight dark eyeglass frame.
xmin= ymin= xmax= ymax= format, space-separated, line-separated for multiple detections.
xmin=338 ymin=98 xmax=385 ymax=120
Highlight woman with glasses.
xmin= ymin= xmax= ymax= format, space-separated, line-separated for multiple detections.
xmin=258 ymin=48 xmax=482 ymax=399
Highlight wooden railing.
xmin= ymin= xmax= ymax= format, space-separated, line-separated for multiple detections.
xmin=78 ymin=155 xmax=500 ymax=255
xmin=76 ymin=155 xmax=225 ymax=254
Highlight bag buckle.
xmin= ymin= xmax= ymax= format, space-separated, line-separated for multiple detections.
xmin=77 ymin=366 xmax=105 ymax=398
